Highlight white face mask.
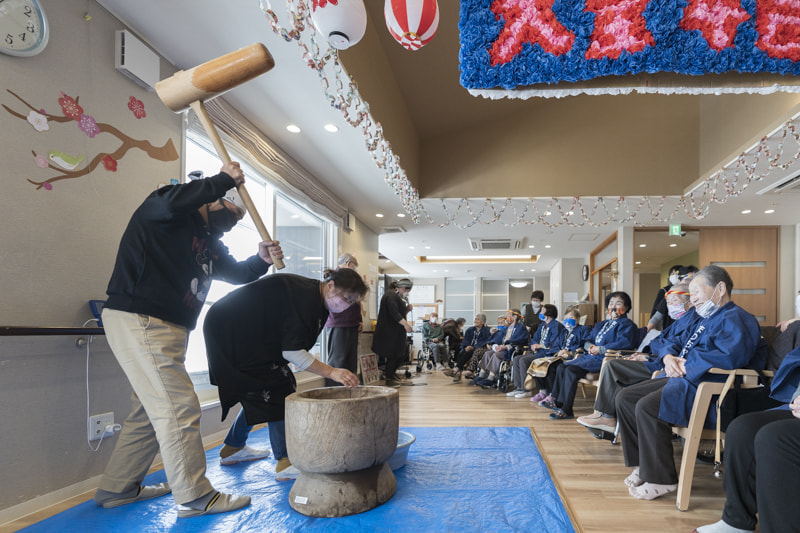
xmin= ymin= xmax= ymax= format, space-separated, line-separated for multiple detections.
xmin=669 ymin=274 xmax=680 ymax=285
xmin=695 ymin=284 xmax=721 ymax=319
xmin=795 ymin=293 xmax=800 ymax=317
xmin=667 ymin=303 xmax=687 ymax=320
xmin=530 ymin=301 xmax=541 ymax=311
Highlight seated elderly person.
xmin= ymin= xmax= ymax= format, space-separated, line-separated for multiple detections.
xmin=616 ymin=265 xmax=762 ymax=501
xmin=445 ymin=314 xmax=491 ymax=382
xmin=539 ymin=291 xmax=639 ymax=420
xmin=693 ymin=346 xmax=800 ymax=533
xmin=528 ymin=308 xmax=594 ymax=403
xmin=577 ymin=282 xmax=693 ymax=435
xmin=508 ymin=304 xmax=565 ymax=398
xmin=422 ymin=313 xmax=448 ymax=371
xmin=473 ymin=309 xmax=530 ymax=387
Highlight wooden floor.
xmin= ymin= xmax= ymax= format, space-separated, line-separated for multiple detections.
xmin=5 ymin=368 xmax=728 ymax=532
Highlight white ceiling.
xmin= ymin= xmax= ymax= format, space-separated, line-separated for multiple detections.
xmin=95 ymin=0 xmax=800 ymax=280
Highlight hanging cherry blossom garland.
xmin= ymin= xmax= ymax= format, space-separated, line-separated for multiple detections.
xmin=258 ymin=0 xmax=800 ymax=229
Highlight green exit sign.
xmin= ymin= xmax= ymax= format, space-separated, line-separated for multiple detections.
xmin=669 ymin=224 xmax=682 ymax=236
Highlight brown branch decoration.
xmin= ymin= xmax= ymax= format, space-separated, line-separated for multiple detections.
xmin=3 ymin=89 xmax=178 ymax=190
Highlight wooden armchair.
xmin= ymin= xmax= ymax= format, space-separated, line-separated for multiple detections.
xmin=672 ymin=367 xmax=770 ymax=511
xmin=577 ymin=351 xmax=626 ymax=399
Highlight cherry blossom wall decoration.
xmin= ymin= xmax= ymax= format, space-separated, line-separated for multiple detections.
xmin=2 ymin=89 xmax=177 ymax=190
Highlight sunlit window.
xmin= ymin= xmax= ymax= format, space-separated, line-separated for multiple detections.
xmin=183 ymin=134 xmax=334 ymax=389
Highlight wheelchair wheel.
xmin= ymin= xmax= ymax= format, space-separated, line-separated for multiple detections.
xmin=426 ymin=360 xmax=433 ymax=370
xmin=498 ymin=374 xmax=509 ymax=392
xmin=415 ymin=350 xmax=423 ymax=373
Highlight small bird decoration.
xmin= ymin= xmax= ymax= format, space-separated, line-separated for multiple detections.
xmin=48 ymin=150 xmax=85 ymax=171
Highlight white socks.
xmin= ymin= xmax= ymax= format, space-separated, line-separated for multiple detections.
xmin=692 ymin=520 xmax=754 ymax=533
xmin=623 ymin=467 xmax=642 ymax=487
xmin=628 ymin=482 xmax=678 ymax=500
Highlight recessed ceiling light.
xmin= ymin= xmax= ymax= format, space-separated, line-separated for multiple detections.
xmin=531 ymin=268 xmax=537 ymax=272
xmin=520 ymin=269 xmax=525 ymax=272
xmin=639 ymin=244 xmax=646 ymax=248
xmin=741 ymin=209 xmax=751 ymax=214
xmin=528 ymin=245 xmax=535 ymax=249
xmin=444 ymin=269 xmax=449 ymax=272
xmin=544 ymin=245 xmax=551 ymax=248
xmin=286 ymin=124 xmax=301 ymax=133
xmin=397 ymin=213 xmax=406 ymax=218
xmin=432 ymin=269 xmax=437 ymax=273
xmin=544 ymin=211 xmax=552 ymax=216
xmin=375 ymin=213 xmax=384 ymax=218
xmin=290 ymin=214 xmax=299 ymax=219
xmin=323 ymin=124 xmax=338 ymax=133
xmin=765 ymin=209 xmax=775 ymax=214
xmin=409 ymin=246 xmax=415 ymax=250
xmin=635 ymin=261 xmax=641 ymax=265
xmin=425 ymin=246 xmax=431 ymax=249
xmin=566 ymin=211 xmax=574 ymax=216
xmin=669 ymin=243 xmax=677 ymax=247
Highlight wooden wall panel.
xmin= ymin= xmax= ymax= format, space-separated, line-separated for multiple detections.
xmin=699 ymin=227 xmax=778 ymax=324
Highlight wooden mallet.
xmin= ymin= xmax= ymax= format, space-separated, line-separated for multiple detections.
xmin=155 ymin=43 xmax=284 ymax=270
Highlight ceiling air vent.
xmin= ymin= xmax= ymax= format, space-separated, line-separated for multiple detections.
xmin=468 ymin=238 xmax=524 ymax=251
xmin=381 ymin=226 xmax=407 ymax=234
xmin=757 ymin=170 xmax=800 ymax=195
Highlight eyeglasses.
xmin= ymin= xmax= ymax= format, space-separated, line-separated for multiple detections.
xmin=340 ymin=293 xmax=359 ymax=305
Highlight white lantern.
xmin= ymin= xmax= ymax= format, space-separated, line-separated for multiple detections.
xmin=310 ymin=0 xmax=368 ymax=50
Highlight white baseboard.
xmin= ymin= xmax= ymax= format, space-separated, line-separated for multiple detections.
xmin=0 ymin=374 xmax=325 ymax=528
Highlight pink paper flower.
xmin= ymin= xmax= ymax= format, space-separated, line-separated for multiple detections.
xmin=34 ymin=154 xmax=48 ymax=168
xmin=127 ymin=96 xmax=146 ymax=119
xmin=102 ymin=155 xmax=117 ymax=171
xmin=43 ymin=182 xmax=53 ymax=190
xmin=78 ymin=114 xmax=100 ymax=138
xmin=58 ymin=92 xmax=83 ymax=121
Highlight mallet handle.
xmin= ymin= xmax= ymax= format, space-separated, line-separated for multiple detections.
xmin=190 ymin=100 xmax=285 ymax=270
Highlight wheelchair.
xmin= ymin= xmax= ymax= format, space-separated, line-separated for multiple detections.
xmin=475 ymin=344 xmax=527 ymax=392
xmin=416 ymin=342 xmax=434 ymax=373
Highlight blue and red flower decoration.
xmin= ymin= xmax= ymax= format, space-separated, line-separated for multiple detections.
xmin=459 ymin=0 xmax=800 ymax=89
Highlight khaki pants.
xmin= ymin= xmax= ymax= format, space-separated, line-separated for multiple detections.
xmin=98 ymin=309 xmax=214 ymax=504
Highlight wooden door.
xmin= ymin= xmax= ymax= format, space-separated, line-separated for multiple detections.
xmin=699 ymin=227 xmax=778 ymax=324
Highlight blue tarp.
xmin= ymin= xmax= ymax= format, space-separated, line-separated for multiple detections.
xmin=23 ymin=426 xmax=574 ymax=532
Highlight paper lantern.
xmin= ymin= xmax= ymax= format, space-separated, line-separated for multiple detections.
xmin=384 ymin=0 xmax=439 ymax=51
xmin=310 ymin=0 xmax=367 ymax=50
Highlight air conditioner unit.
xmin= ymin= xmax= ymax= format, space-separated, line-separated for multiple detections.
xmin=343 ymin=211 xmax=356 ymax=232
xmin=756 ymin=169 xmax=800 ymax=195
xmin=115 ymin=30 xmax=160 ymax=90
xmin=468 ymin=237 xmax=524 ymax=251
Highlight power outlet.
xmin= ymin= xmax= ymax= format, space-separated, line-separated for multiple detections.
xmin=88 ymin=412 xmax=115 ymax=441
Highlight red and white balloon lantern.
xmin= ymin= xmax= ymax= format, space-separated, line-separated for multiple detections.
xmin=384 ymin=0 xmax=439 ymax=51
xmin=310 ymin=0 xmax=367 ymax=50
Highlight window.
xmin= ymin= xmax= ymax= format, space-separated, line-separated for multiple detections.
xmin=182 ymin=134 xmax=336 ymax=393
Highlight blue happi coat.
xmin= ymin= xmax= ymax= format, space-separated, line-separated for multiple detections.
xmin=655 ymin=301 xmax=762 ymax=427
xmin=548 ymin=324 xmax=592 ymax=357
xmin=566 ymin=314 xmax=639 ymax=372
xmin=461 ymin=325 xmax=491 ymax=349
xmin=500 ymin=321 xmax=530 ymax=347
xmin=529 ymin=319 xmax=565 ymax=357
xmin=769 ymin=345 xmax=800 ymax=405
xmin=642 ymin=309 xmax=702 ymax=373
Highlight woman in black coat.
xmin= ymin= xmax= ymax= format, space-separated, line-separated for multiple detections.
xmin=372 ymin=279 xmax=414 ymax=386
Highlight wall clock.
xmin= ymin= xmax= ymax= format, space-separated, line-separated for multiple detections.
xmin=0 ymin=0 xmax=49 ymax=57
xmin=582 ymin=264 xmax=589 ymax=281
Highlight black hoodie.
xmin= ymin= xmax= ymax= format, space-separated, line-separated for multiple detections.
xmin=105 ymin=172 xmax=269 ymax=330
